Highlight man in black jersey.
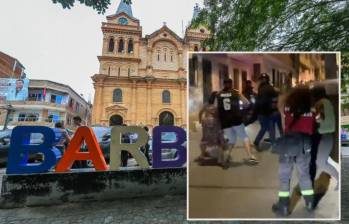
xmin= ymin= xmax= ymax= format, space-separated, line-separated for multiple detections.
xmin=209 ymin=79 xmax=258 ymax=166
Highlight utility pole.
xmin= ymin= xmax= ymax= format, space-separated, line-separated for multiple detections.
xmin=1 ymin=104 xmax=14 ymax=130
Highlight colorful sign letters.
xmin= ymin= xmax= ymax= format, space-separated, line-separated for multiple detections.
xmin=6 ymin=125 xmax=186 ymax=175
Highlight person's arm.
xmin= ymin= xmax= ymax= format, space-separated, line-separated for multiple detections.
xmin=239 ymin=93 xmax=250 ymax=109
xmin=63 ymin=130 xmax=71 ymax=143
xmin=198 ymin=106 xmax=206 ymax=124
xmin=314 ymin=102 xmax=324 ymax=122
xmin=208 ymin=91 xmax=218 ymax=104
xmin=321 ymin=100 xmax=335 ymax=128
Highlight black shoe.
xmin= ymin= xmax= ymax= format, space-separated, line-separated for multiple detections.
xmin=264 ymin=138 xmax=271 ymax=143
xmin=272 ymin=197 xmax=290 ymax=216
xmin=312 ymin=193 xmax=325 ymax=209
xmin=253 ymin=143 xmax=262 ymax=152
xmin=304 ymin=195 xmax=314 ymax=211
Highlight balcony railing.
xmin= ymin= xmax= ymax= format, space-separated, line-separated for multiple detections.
xmin=0 ymin=100 xmax=85 ymax=113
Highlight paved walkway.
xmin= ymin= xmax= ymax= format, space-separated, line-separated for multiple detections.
xmin=0 ymin=194 xmax=187 ymax=224
xmin=189 ymin=122 xmax=339 ymax=219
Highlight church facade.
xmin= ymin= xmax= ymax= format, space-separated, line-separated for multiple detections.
xmin=91 ymin=1 xmax=208 ymax=129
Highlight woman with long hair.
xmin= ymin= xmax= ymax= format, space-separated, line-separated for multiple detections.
xmin=272 ymin=86 xmax=315 ymax=216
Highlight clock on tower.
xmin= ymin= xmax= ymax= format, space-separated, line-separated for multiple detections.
xmin=118 ymin=17 xmax=128 ymax=25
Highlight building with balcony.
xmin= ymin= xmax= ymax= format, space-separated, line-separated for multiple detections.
xmin=0 ymin=79 xmax=92 ymax=129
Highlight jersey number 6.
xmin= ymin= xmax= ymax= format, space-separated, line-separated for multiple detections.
xmin=223 ymin=98 xmax=231 ymax=111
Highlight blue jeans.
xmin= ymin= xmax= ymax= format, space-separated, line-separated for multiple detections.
xmin=254 ymin=115 xmax=275 ymax=146
xmin=272 ymin=112 xmax=283 ymax=137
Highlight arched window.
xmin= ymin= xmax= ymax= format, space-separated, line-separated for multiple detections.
xmin=118 ymin=39 xmax=124 ymax=53
xmin=194 ymin=45 xmax=199 ymax=51
xmin=157 ymin=50 xmax=160 ymax=61
xmin=113 ymin=88 xmax=122 ymax=103
xmin=170 ymin=51 xmax=174 ymax=62
xmin=127 ymin=39 xmax=134 ymax=53
xmin=118 ymin=67 xmax=121 ymax=76
xmin=108 ymin=38 xmax=114 ymax=52
xmin=164 ymin=48 xmax=167 ymax=62
xmin=128 ymin=68 xmax=131 ymax=76
xmin=162 ymin=90 xmax=170 ymax=103
xmin=159 ymin=111 xmax=174 ymax=126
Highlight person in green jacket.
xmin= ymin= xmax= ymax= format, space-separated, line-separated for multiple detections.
xmin=312 ymin=86 xmax=339 ymax=191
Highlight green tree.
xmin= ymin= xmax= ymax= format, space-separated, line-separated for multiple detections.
xmin=194 ymin=0 xmax=348 ymax=51
xmin=341 ymin=52 xmax=349 ymax=103
xmin=51 ymin=0 xmax=132 ymax=14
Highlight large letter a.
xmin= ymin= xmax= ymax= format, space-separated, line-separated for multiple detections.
xmin=55 ymin=126 xmax=108 ymax=172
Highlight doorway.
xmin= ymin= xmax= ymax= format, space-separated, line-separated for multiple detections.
xmin=109 ymin=115 xmax=123 ymax=126
xmin=159 ymin=111 xmax=174 ymax=126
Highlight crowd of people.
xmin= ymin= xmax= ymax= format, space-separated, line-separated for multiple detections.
xmin=195 ymin=73 xmax=339 ymax=216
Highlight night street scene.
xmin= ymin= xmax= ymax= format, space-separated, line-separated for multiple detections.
xmin=188 ymin=53 xmax=340 ymax=220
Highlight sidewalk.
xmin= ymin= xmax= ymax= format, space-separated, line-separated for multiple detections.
xmin=0 ymin=194 xmax=186 ymax=224
xmin=188 ymin=122 xmax=339 ymax=219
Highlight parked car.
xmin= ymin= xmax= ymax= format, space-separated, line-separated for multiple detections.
xmin=0 ymin=129 xmax=12 ymax=166
xmin=148 ymin=132 xmax=179 ymax=161
xmin=342 ymin=140 xmax=349 ymax=157
xmin=0 ymin=129 xmax=45 ymax=167
xmin=84 ymin=127 xmax=186 ymax=168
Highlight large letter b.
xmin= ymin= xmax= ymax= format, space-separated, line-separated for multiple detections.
xmin=6 ymin=126 xmax=61 ymax=174
xmin=152 ymin=126 xmax=186 ymax=168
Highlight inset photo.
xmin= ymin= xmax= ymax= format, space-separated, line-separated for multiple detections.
xmin=188 ymin=52 xmax=340 ymax=220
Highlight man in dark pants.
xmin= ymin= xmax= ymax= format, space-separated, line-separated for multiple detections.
xmin=254 ymin=74 xmax=279 ymax=150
